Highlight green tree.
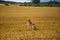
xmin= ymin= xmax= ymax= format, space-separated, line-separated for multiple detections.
xmin=32 ymin=0 xmax=40 ymax=4
xmin=24 ymin=2 xmax=27 ymax=6
xmin=0 ymin=0 xmax=4 ymax=1
xmin=0 ymin=0 xmax=4 ymax=3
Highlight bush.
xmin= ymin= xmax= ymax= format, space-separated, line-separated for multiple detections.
xmin=31 ymin=4 xmax=40 ymax=7
xmin=5 ymin=3 xmax=9 ymax=6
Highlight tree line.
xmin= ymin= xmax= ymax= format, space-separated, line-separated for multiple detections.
xmin=0 ymin=0 xmax=60 ymax=7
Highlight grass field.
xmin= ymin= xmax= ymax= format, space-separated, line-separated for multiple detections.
xmin=0 ymin=5 xmax=60 ymax=40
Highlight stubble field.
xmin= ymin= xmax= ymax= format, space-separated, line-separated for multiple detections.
xmin=0 ymin=5 xmax=60 ymax=40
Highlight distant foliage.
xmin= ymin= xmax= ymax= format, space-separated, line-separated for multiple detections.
xmin=19 ymin=1 xmax=60 ymax=7
xmin=0 ymin=0 xmax=60 ymax=7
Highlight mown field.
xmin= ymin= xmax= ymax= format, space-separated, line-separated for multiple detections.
xmin=0 ymin=5 xmax=60 ymax=40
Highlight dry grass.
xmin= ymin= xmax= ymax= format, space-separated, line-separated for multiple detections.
xmin=0 ymin=5 xmax=60 ymax=40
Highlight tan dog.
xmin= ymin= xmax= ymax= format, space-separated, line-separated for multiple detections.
xmin=27 ymin=19 xmax=37 ymax=30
